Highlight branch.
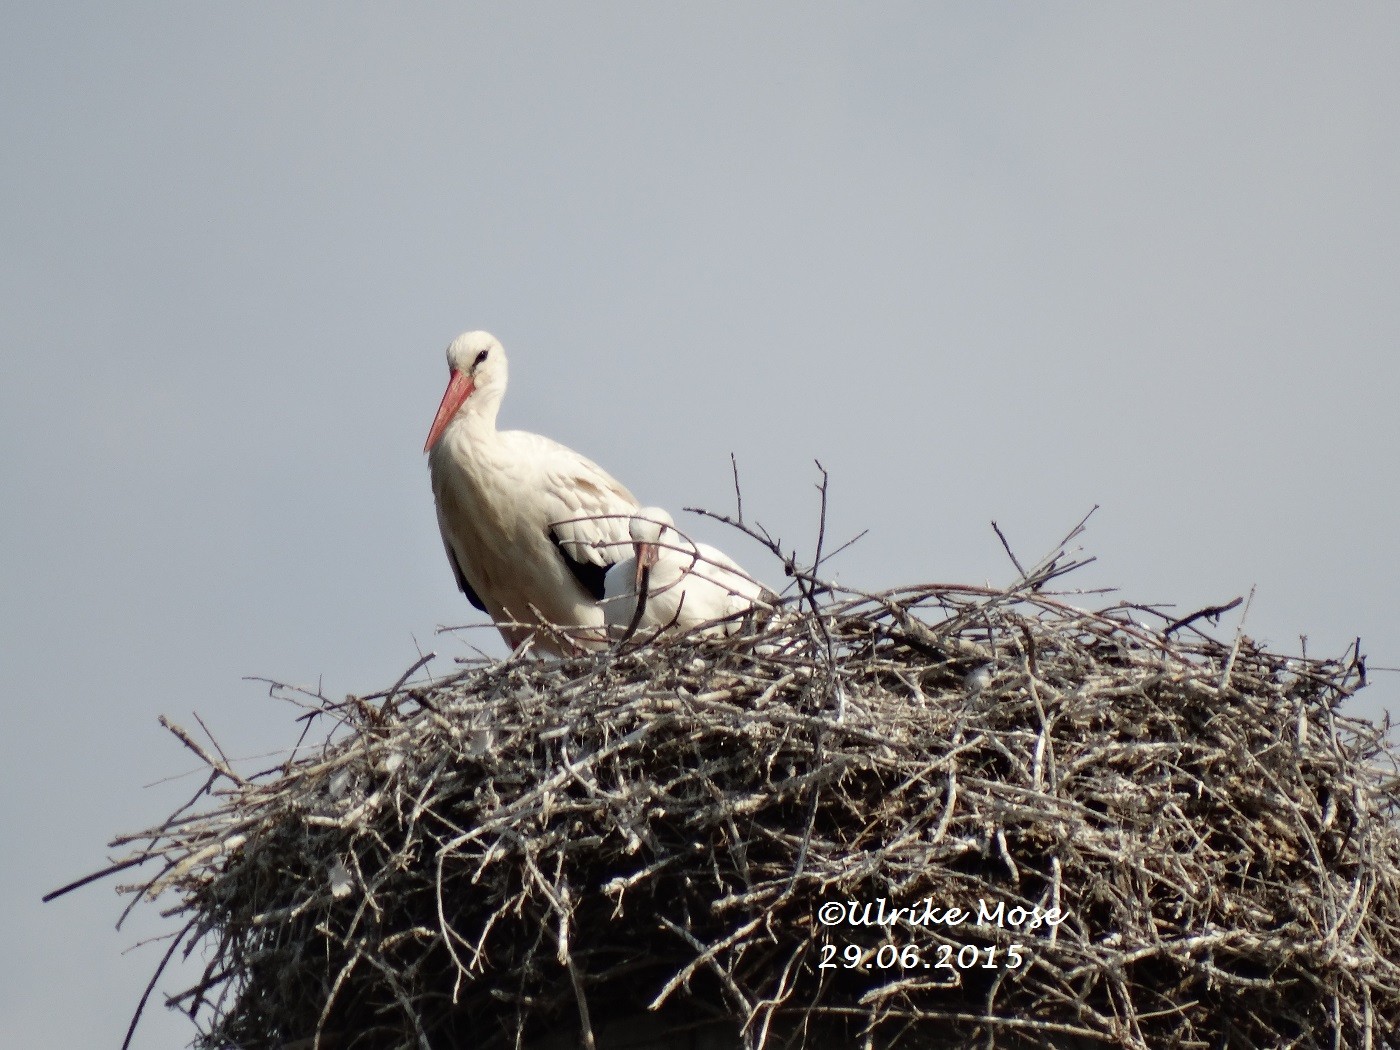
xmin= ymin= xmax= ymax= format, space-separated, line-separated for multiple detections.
xmin=1164 ymin=596 xmax=1244 ymax=637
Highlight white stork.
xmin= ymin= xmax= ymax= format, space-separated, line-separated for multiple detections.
xmin=603 ymin=507 xmax=769 ymax=641
xmin=424 ymin=331 xmax=639 ymax=654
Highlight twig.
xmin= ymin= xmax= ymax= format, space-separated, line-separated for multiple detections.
xmin=991 ymin=520 xmax=1028 ymax=579
xmin=1164 ymin=596 xmax=1244 ymax=636
xmin=731 ymin=451 xmax=744 ymax=524
xmin=42 ymin=854 xmax=150 ymax=903
xmin=378 ymin=651 xmax=438 ymax=716
xmin=121 ymin=920 xmax=196 ymax=1050
xmin=159 ymin=716 xmax=248 ymax=787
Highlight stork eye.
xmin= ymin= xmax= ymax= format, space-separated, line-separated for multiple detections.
xmin=474 ymin=349 xmax=489 ymax=366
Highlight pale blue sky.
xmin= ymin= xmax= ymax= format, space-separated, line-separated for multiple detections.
xmin=4 ymin=5 xmax=1398 ymax=1046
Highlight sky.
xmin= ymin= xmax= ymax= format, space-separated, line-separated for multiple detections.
xmin=3 ymin=5 xmax=1398 ymax=1047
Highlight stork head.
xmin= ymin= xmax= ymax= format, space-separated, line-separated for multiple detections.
xmin=423 ymin=331 xmax=509 ymax=451
xmin=629 ymin=507 xmax=674 ymax=585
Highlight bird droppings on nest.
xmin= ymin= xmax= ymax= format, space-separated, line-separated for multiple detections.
xmin=54 ymin=516 xmax=1400 ymax=1050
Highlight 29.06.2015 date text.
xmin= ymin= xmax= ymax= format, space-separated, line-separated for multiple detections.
xmin=818 ymin=942 xmax=1027 ymax=972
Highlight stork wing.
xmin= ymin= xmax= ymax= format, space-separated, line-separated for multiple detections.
xmin=435 ymin=503 xmax=487 ymax=612
xmin=506 ymin=432 xmax=639 ymax=600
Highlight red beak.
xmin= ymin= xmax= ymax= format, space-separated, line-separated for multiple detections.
xmin=423 ymin=369 xmax=475 ymax=452
xmin=633 ymin=542 xmax=659 ymax=590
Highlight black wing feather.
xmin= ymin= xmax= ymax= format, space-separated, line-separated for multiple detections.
xmin=551 ymin=528 xmax=611 ymax=602
xmin=447 ymin=545 xmax=488 ymax=612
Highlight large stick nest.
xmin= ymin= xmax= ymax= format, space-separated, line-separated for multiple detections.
xmin=87 ymin=524 xmax=1400 ymax=1050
